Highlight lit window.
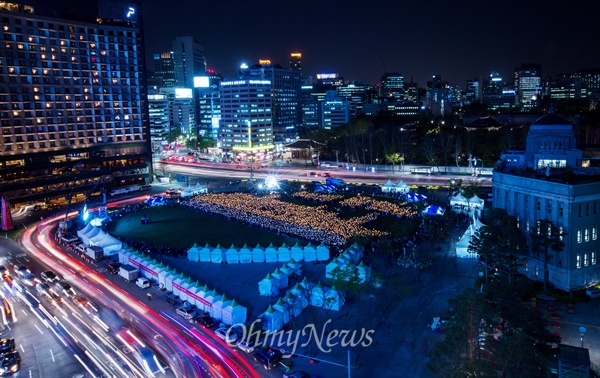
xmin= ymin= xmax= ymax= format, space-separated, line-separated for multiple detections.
xmin=559 ymin=226 xmax=564 ymax=241
xmin=584 ymin=254 xmax=589 ymax=266
xmin=534 ymin=266 xmax=539 ymax=276
xmin=585 ymin=227 xmax=589 ymax=242
xmin=576 ymin=255 xmax=581 ymax=268
xmin=577 ymin=228 xmax=582 ymax=243
xmin=593 ymin=251 xmax=597 ymax=265
xmin=593 ymin=225 xmax=597 ymax=241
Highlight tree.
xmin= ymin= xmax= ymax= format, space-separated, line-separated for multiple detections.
xmin=530 ymin=219 xmax=565 ymax=291
xmin=468 ymin=209 xmax=528 ymax=285
xmin=385 ymin=152 xmax=403 ymax=173
xmin=328 ymin=266 xmax=367 ymax=318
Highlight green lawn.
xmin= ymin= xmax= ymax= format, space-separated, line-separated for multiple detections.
xmin=105 ymin=206 xmax=301 ymax=250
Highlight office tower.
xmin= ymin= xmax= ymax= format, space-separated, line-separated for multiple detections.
xmin=158 ymin=88 xmax=195 ymax=136
xmin=464 ymin=79 xmax=480 ymax=105
xmin=300 ymin=85 xmax=320 ymax=131
xmin=148 ymin=94 xmax=170 ymax=151
xmin=494 ymin=112 xmax=600 ymax=290
xmin=480 ymin=72 xmax=516 ymax=110
xmin=219 ymin=79 xmax=273 ymax=157
xmin=194 ymin=70 xmax=222 ymax=140
xmin=290 ymin=53 xmax=302 ymax=71
xmin=239 ymin=62 xmax=302 ymax=143
xmin=172 ymin=36 xmax=206 ymax=88
xmin=0 ymin=0 xmax=151 ymax=205
xmin=321 ymin=91 xmax=349 ymax=130
xmin=379 ymin=73 xmax=404 ymax=100
xmin=514 ymin=63 xmax=542 ymax=109
xmin=153 ymin=51 xmax=176 ymax=88
xmin=336 ymin=80 xmax=371 ymax=118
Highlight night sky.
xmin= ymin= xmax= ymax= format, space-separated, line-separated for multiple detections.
xmin=142 ymin=0 xmax=600 ymax=87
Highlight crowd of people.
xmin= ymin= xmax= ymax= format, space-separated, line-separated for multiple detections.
xmin=182 ymin=193 xmax=386 ymax=247
xmin=338 ymin=196 xmax=419 ymax=218
xmin=291 ymin=192 xmax=345 ymax=203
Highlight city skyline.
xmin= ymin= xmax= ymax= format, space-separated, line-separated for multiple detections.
xmin=143 ymin=0 xmax=600 ymax=86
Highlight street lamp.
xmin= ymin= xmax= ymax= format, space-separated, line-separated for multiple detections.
xmin=580 ymin=326 xmax=586 ymax=348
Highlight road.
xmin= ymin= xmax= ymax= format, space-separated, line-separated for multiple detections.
xmin=157 ymin=160 xmax=493 ymax=188
xmin=18 ymin=215 xmax=260 ymax=378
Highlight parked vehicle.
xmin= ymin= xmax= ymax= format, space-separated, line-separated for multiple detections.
xmin=253 ymin=348 xmax=282 ymax=370
xmin=135 ymin=278 xmax=150 ymax=289
xmin=85 ymin=246 xmax=104 ymax=261
xmin=118 ymin=265 xmax=139 ymax=282
xmin=236 ymin=335 xmax=259 ymax=353
xmin=175 ymin=306 xmax=197 ymax=320
xmin=214 ymin=327 xmax=238 ymax=344
xmin=193 ymin=315 xmax=216 ymax=328
xmin=107 ymin=263 xmax=121 ymax=275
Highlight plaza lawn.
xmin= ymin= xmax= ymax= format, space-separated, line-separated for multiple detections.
xmin=105 ymin=206 xmax=301 ymax=250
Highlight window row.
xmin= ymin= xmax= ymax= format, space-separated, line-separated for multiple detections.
xmin=577 ymin=225 xmax=598 ymax=243
xmin=576 ymin=250 xmax=597 ymax=268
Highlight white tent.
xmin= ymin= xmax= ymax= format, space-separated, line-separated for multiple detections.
xmin=324 ymin=286 xmax=344 ymax=311
xmin=210 ymin=245 xmax=224 ymax=263
xmin=310 ymin=282 xmax=325 ymax=307
xmin=177 ymin=277 xmax=194 ymax=302
xmin=381 ymin=179 xmax=395 ymax=193
xmin=325 ymin=258 xmax=341 ymax=278
xmin=194 ymin=182 xmax=208 ymax=194
xmin=258 ymin=273 xmax=279 ymax=297
xmin=456 ymin=230 xmax=474 ymax=258
xmin=172 ymin=274 xmax=185 ymax=296
xmin=381 ymin=179 xmax=410 ymax=193
xmin=157 ymin=266 xmax=170 ymax=288
xmin=195 ymin=284 xmax=211 ymax=313
xmin=303 ymin=243 xmax=317 ymax=262
xmin=260 ymin=305 xmax=284 ymax=333
xmin=199 ymin=243 xmax=212 ymax=262
xmin=238 ymin=244 xmax=252 ymax=264
xmin=222 ymin=300 xmax=246 ymax=325
xmin=91 ymin=233 xmax=122 ymax=255
xmin=77 ymin=223 xmax=94 ymax=244
xmin=225 ymin=245 xmax=239 ymax=264
xmin=279 ymin=263 xmax=295 ymax=278
xmin=277 ymin=243 xmax=291 ymax=262
xmin=211 ymin=294 xmax=230 ymax=321
xmin=187 ymin=243 xmax=200 ymax=262
xmin=422 ymin=205 xmax=445 ymax=216
xmin=284 ymin=292 xmax=303 ymax=318
xmin=271 ymin=268 xmax=289 ymax=290
xmin=273 ymin=298 xmax=291 ymax=324
xmin=79 ymin=225 xmax=101 ymax=246
xmin=206 ymin=291 xmax=221 ymax=318
xmin=164 ymin=269 xmax=177 ymax=291
xmin=286 ymin=259 xmax=303 ymax=276
xmin=450 ymin=193 xmax=469 ymax=207
xmin=251 ymin=245 xmax=265 ymax=263
xmin=316 ymin=243 xmax=330 ymax=261
xmin=88 ymin=229 xmax=108 ymax=245
xmin=290 ymin=242 xmax=304 ymax=262
xmin=356 ymin=261 xmax=371 ymax=283
xmin=264 ymin=243 xmax=278 ymax=263
xmin=470 ymin=194 xmax=485 ymax=209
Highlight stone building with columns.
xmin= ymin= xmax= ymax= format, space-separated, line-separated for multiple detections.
xmin=493 ymin=111 xmax=600 ymax=291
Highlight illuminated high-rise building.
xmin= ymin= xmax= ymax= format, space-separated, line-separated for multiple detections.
xmin=379 ymin=72 xmax=405 ymax=100
xmin=514 ymin=63 xmax=542 ymax=109
xmin=290 ymin=53 xmax=302 ymax=71
xmin=194 ymin=70 xmax=223 ymax=140
xmin=219 ymin=79 xmax=273 ymax=156
xmin=172 ymin=36 xmax=206 ymax=88
xmin=153 ymin=51 xmax=176 ymax=88
xmin=0 ymin=0 xmax=151 ymax=205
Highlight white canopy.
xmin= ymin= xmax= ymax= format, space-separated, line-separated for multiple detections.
xmin=290 ymin=243 xmax=304 ymax=261
xmin=199 ymin=243 xmax=211 ymax=262
xmin=271 ymin=268 xmax=289 ymax=289
xmin=238 ymin=244 xmax=252 ymax=264
xmin=90 ymin=232 xmax=122 ymax=255
xmin=303 ymin=243 xmax=317 ymax=262
xmin=187 ymin=243 xmax=200 ymax=262
xmin=251 ymin=245 xmax=265 ymax=263
xmin=77 ymin=223 xmax=94 ymax=244
xmin=210 ymin=245 xmax=224 ymax=263
xmin=324 ymin=287 xmax=344 ymax=311
xmin=260 ymin=305 xmax=284 ymax=333
xmin=258 ymin=273 xmax=279 ymax=297
xmin=277 ymin=243 xmax=291 ymax=262
xmin=222 ymin=300 xmax=246 ymax=325
xmin=273 ymin=298 xmax=291 ymax=324
xmin=310 ymin=283 xmax=325 ymax=307
xmin=264 ymin=243 xmax=278 ymax=263
xmin=316 ymin=243 xmax=330 ymax=261
xmin=225 ymin=245 xmax=239 ymax=264
xmin=194 ymin=285 xmax=211 ymax=312
xmin=382 ymin=179 xmax=410 ymax=193
xmin=211 ymin=294 xmax=231 ymax=321
xmin=79 ymin=226 xmax=101 ymax=246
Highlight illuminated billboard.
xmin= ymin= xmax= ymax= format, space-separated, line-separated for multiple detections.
xmin=175 ymin=88 xmax=193 ymax=98
xmin=194 ymin=76 xmax=210 ymax=88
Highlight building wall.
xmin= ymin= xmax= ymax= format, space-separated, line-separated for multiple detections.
xmin=0 ymin=5 xmax=151 ymax=204
xmin=493 ymin=172 xmax=600 ymax=290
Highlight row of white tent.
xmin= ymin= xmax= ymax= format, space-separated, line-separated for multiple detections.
xmin=258 ymin=261 xmax=303 ymax=297
xmin=180 ymin=183 xmax=208 ymax=198
xmin=118 ymin=248 xmax=247 ymax=324
xmin=450 ymin=193 xmax=485 ymax=209
xmin=455 ymin=212 xmax=485 ymax=258
xmin=187 ymin=242 xmax=330 ymax=264
xmin=381 ymin=179 xmax=411 ymax=193
xmin=259 ymin=279 xmax=343 ymax=333
xmin=325 ymin=244 xmax=371 ymax=283
xmin=76 ymin=224 xmax=122 ymax=255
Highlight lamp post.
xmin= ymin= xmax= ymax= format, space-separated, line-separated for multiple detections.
xmin=580 ymin=326 xmax=586 ymax=348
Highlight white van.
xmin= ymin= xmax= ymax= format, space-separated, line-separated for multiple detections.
xmin=136 ymin=277 xmax=150 ymax=289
